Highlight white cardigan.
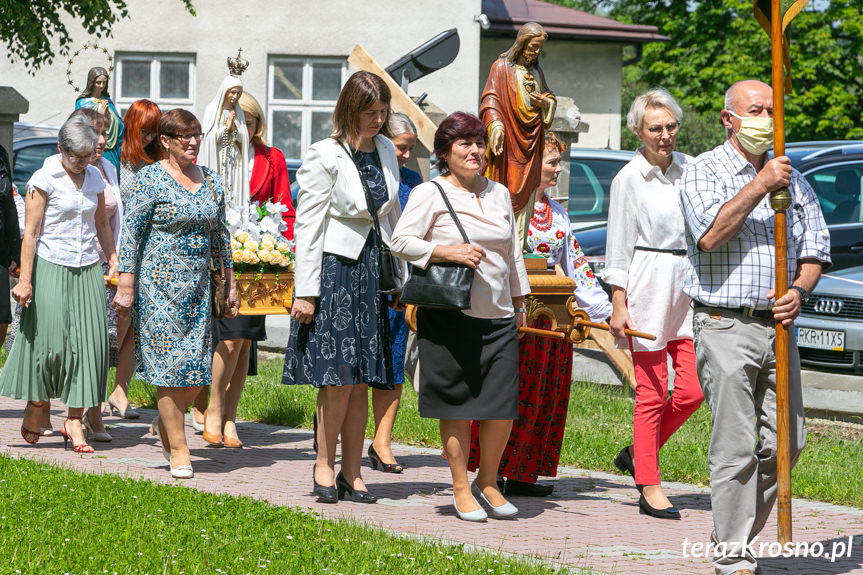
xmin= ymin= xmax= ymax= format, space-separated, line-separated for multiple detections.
xmin=293 ymin=135 xmax=406 ymax=298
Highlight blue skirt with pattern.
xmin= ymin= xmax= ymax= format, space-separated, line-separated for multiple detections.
xmin=281 ymin=232 xmax=393 ymax=390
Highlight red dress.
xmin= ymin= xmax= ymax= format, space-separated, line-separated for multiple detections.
xmin=250 ymin=144 xmax=295 ymax=239
xmin=467 ymin=319 xmax=572 ymax=482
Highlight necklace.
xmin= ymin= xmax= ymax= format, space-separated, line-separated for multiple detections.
xmin=530 ymin=194 xmax=553 ymax=231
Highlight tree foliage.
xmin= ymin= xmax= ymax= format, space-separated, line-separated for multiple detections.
xmin=549 ymin=0 xmax=863 ymax=153
xmin=1 ymin=0 xmax=196 ymax=74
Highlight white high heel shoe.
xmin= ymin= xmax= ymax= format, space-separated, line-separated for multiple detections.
xmin=471 ymin=481 xmax=518 ymax=518
xmin=170 ymin=457 xmax=194 ymax=479
xmin=452 ymin=494 xmax=487 ymax=522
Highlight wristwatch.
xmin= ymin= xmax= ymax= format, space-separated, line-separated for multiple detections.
xmin=515 ymin=308 xmax=527 ymax=314
xmin=790 ymin=285 xmax=809 ymax=304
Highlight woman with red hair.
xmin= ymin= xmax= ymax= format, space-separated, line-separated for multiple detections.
xmin=106 ymin=100 xmax=164 ymax=420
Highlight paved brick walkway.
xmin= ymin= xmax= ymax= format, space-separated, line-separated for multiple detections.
xmin=2 ymin=398 xmax=862 ymax=574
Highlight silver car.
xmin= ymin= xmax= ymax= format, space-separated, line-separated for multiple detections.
xmin=796 ymin=265 xmax=863 ymax=373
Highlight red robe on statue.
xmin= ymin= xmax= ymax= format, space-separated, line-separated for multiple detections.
xmin=480 ymin=58 xmax=555 ymax=214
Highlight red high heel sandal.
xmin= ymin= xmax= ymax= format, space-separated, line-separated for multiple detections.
xmin=59 ymin=417 xmax=95 ymax=454
xmin=21 ymin=401 xmax=46 ymax=444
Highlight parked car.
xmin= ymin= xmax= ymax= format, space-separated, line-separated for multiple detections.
xmin=566 ymin=148 xmax=634 ymax=231
xmin=782 ymin=142 xmax=863 ymax=271
xmin=11 ymin=123 xmax=60 ymax=192
xmin=796 ymin=264 xmax=863 ymax=373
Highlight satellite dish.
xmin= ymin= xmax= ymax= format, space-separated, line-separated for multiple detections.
xmin=385 ymin=28 xmax=460 ymax=94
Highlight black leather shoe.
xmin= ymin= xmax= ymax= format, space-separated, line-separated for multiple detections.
xmin=614 ymin=445 xmax=635 ymax=476
xmin=638 ymin=494 xmax=680 ymax=520
xmin=336 ymin=472 xmax=377 ymax=504
xmin=504 ymin=479 xmax=554 ymax=497
xmin=312 ymin=467 xmax=337 ymax=503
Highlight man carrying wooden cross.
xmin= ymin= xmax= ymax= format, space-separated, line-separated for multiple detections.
xmin=678 ymin=78 xmax=830 ymax=575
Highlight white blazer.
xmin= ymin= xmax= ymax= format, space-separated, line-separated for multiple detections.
xmin=293 ymin=135 xmax=407 ymax=298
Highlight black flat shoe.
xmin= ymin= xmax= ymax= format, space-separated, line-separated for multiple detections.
xmin=336 ymin=471 xmax=377 ymax=504
xmin=504 ymin=479 xmax=554 ymax=497
xmin=614 ymin=445 xmax=635 ymax=476
xmin=638 ymin=494 xmax=680 ymax=520
xmin=368 ymin=444 xmax=404 ymax=473
xmin=312 ymin=467 xmax=337 ymax=503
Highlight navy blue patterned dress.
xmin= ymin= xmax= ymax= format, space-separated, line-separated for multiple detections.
xmin=118 ymin=163 xmax=231 ymax=387
xmin=282 ymin=150 xmax=393 ymax=389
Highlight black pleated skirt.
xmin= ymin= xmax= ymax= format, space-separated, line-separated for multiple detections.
xmin=416 ymin=308 xmax=519 ymax=420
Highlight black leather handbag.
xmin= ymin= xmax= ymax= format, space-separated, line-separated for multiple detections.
xmin=341 ymin=142 xmax=400 ymax=293
xmin=399 ymin=181 xmax=475 ymax=309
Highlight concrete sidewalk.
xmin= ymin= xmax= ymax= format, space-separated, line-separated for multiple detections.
xmin=2 ymin=398 xmax=862 ymax=574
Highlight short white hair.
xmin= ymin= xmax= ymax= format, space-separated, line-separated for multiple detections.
xmin=58 ymin=115 xmax=98 ymax=155
xmin=626 ymin=88 xmax=683 ymax=134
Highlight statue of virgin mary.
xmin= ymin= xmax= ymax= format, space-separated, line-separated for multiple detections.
xmin=199 ymin=62 xmax=251 ymax=219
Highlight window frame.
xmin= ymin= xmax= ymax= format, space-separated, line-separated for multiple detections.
xmin=114 ymin=52 xmax=196 ymax=114
xmin=267 ymin=56 xmax=348 ymax=160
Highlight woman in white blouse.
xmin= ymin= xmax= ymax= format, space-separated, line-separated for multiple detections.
xmin=603 ymin=89 xmax=703 ymax=520
xmin=391 ymin=112 xmax=530 ymax=522
xmin=70 ymin=107 xmax=126 ymax=442
xmin=0 ymin=116 xmax=118 ymax=454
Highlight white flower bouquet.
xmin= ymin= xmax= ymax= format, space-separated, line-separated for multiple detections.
xmin=228 ymin=200 xmax=295 ymax=275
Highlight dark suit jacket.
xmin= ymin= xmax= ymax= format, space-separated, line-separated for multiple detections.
xmin=249 ymin=144 xmax=296 ymax=240
xmin=0 ymin=145 xmax=21 ymax=269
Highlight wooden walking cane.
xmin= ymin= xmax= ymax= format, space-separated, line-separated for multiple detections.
xmin=770 ymin=0 xmax=793 ymax=545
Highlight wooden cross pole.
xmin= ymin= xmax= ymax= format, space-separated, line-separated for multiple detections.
xmin=770 ymin=0 xmax=793 ymax=545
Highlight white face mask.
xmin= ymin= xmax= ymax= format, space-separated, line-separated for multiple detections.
xmin=727 ymin=110 xmax=774 ymax=155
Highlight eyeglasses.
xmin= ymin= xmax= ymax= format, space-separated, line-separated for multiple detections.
xmin=169 ymin=133 xmax=204 ymax=144
xmin=62 ymin=150 xmax=95 ymax=164
xmin=646 ymin=122 xmax=680 ymax=136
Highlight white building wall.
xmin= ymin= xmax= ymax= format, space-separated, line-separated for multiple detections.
xmin=479 ymin=37 xmax=623 ymax=150
xmin=2 ymin=0 xmax=482 ymax=145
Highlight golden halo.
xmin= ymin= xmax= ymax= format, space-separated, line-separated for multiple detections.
xmin=65 ymin=41 xmax=115 ymax=94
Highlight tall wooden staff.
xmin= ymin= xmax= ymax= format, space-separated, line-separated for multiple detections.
xmin=756 ymin=0 xmax=810 ymax=544
xmin=769 ymin=0 xmax=793 ymax=541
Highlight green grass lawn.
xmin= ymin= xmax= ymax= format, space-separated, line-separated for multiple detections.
xmin=0 ymin=456 xmax=572 ymax=575
xmin=127 ymin=358 xmax=863 ymax=509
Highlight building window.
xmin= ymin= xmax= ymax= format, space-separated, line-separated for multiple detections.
xmin=268 ymin=57 xmax=348 ymax=160
xmin=114 ymin=53 xmax=195 ymax=116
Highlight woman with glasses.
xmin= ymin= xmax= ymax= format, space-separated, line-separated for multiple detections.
xmin=66 ymin=107 xmax=127 ymax=442
xmin=282 ymin=71 xmax=406 ymax=504
xmin=0 ymin=115 xmax=118 ymax=454
xmin=113 ymin=109 xmax=238 ymax=479
xmin=603 ymin=88 xmax=703 ymax=519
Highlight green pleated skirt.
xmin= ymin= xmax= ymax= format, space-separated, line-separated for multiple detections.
xmin=0 ymin=257 xmax=108 ymax=407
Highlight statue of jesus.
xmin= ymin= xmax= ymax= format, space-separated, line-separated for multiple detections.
xmin=481 ymin=22 xmax=556 ymax=243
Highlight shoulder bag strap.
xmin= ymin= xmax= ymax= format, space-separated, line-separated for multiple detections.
xmin=337 ymin=140 xmax=387 ymax=249
xmin=430 ymin=180 xmax=471 ymax=244
xmin=203 ymin=170 xmax=225 ymax=278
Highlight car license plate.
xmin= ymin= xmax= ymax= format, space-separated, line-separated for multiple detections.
xmin=796 ymin=327 xmax=845 ymax=351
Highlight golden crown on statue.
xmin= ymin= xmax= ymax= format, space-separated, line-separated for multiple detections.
xmin=227 ymin=49 xmax=249 ymax=77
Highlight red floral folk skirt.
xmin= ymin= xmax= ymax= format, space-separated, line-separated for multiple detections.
xmin=467 ymin=319 xmax=573 ymax=482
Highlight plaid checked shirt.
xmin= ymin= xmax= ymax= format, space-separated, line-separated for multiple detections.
xmin=679 ymin=141 xmax=831 ymax=310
